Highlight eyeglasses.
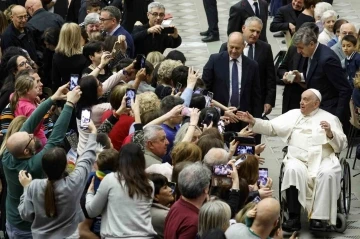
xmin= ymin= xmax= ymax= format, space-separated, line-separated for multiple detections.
xmin=18 ymin=60 xmax=30 ymax=68
xmin=149 ymin=12 xmax=165 ymax=18
xmin=16 ymin=15 xmax=28 ymax=20
xmin=99 ymin=18 xmax=112 ymax=22
xmin=23 ymin=134 xmax=34 ymax=152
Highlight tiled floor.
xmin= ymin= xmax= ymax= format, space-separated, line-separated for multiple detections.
xmin=164 ymin=0 xmax=360 ymax=238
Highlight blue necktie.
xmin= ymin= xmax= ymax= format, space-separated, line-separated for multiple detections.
xmin=248 ymin=44 xmax=254 ymax=60
xmin=230 ymin=59 xmax=239 ymax=106
xmin=254 ymin=2 xmax=260 ymax=18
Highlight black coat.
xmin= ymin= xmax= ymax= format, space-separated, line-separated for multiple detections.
xmin=122 ymin=0 xmax=153 ymax=33
xmin=227 ymin=0 xmax=268 ymax=42
xmin=132 ymin=23 xmax=182 ymax=56
xmin=203 ymin=51 xmax=262 ymax=120
xmin=270 ymin=3 xmax=299 ymax=33
xmin=277 ymin=45 xmax=305 ymax=113
xmin=1 ymin=23 xmax=38 ymax=62
xmin=304 ymin=43 xmax=352 ymax=120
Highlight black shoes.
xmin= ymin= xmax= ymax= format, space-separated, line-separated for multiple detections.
xmin=282 ymin=218 xmax=301 ymax=232
xmin=200 ymin=31 xmax=209 ymax=36
xmin=201 ymin=34 xmax=220 ymax=42
xmin=310 ymin=219 xmax=326 ymax=230
xmin=273 ymin=32 xmax=285 ymax=37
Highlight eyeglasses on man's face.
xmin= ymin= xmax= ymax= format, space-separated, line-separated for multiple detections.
xmin=149 ymin=12 xmax=165 ymax=18
xmin=99 ymin=17 xmax=112 ymax=22
xmin=23 ymin=134 xmax=34 ymax=152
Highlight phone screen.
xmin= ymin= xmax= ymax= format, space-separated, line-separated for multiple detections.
xmin=258 ymin=168 xmax=268 ymax=186
xmin=175 ymin=82 xmax=182 ymax=94
xmin=80 ymin=109 xmax=91 ymax=129
xmin=70 ymin=74 xmax=79 ymax=91
xmin=193 ymin=87 xmax=203 ymax=94
xmin=213 ymin=164 xmax=232 ymax=176
xmin=202 ymin=112 xmax=214 ymax=126
xmin=234 ymin=145 xmax=255 ymax=156
xmin=126 ymin=89 xmax=136 ymax=108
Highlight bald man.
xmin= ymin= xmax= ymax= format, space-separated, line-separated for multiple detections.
xmin=1 ymin=5 xmax=38 ymax=62
xmin=25 ymin=0 xmax=64 ymax=49
xmin=238 ymin=89 xmax=347 ymax=231
xmin=202 ymin=32 xmax=262 ymax=132
xmin=226 ymin=198 xmax=280 ymax=239
xmin=331 ymin=23 xmax=358 ymax=63
xmin=3 ymin=85 xmax=81 ymax=236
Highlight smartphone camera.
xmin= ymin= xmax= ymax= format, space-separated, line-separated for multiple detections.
xmin=80 ymin=109 xmax=91 ymax=130
xmin=126 ymin=89 xmax=136 ymax=108
xmin=213 ymin=164 xmax=232 ymax=176
xmin=162 ymin=27 xmax=175 ymax=34
xmin=135 ymin=54 xmax=146 ymax=70
xmin=202 ymin=112 xmax=214 ymax=126
xmin=70 ymin=74 xmax=79 ymax=91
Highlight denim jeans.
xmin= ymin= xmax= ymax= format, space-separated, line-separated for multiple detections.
xmin=5 ymin=221 xmax=32 ymax=239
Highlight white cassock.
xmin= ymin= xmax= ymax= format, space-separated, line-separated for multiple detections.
xmin=251 ymin=108 xmax=347 ymax=225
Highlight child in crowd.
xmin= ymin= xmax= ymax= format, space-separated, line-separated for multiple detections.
xmin=342 ymin=34 xmax=360 ymax=108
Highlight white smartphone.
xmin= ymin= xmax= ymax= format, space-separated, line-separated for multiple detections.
xmin=80 ymin=109 xmax=91 ymax=130
xmin=70 ymin=74 xmax=79 ymax=91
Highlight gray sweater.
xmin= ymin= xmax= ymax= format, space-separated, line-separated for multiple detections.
xmin=18 ymin=134 xmax=97 ymax=239
xmin=86 ymin=172 xmax=156 ymax=238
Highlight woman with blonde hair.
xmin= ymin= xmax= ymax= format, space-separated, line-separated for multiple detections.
xmin=10 ymin=75 xmax=47 ymax=148
xmin=171 ymin=142 xmax=202 ymax=165
xmin=52 ymin=23 xmax=87 ymax=92
xmin=146 ymin=51 xmax=165 ymax=67
xmin=198 ymin=200 xmax=231 ymax=237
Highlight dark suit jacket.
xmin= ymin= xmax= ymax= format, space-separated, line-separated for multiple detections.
xmin=270 ymin=3 xmax=298 ymax=33
xmin=304 ymin=43 xmax=352 ymax=119
xmin=227 ymin=0 xmax=268 ymax=42
xmin=277 ymin=45 xmax=305 ymax=113
xmin=218 ymin=41 xmax=276 ymax=107
xmin=202 ymin=51 xmax=262 ymax=120
xmin=112 ymin=26 xmax=135 ymax=58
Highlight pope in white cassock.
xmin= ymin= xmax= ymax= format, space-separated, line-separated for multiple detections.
xmin=238 ymin=89 xmax=347 ymax=232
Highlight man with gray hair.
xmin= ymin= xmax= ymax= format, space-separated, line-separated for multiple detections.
xmin=83 ymin=13 xmax=101 ymax=38
xmin=132 ymin=2 xmax=182 ymax=56
xmin=238 ymin=89 xmax=347 ymax=231
xmin=143 ymin=125 xmax=169 ymax=168
xmin=164 ymin=162 xmax=211 ymax=238
xmin=291 ymin=26 xmax=352 ymax=133
xmin=100 ymin=6 xmax=134 ymax=57
xmin=203 ymin=148 xmax=229 ymax=169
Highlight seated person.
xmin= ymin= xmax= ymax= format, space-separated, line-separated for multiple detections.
xmin=238 ymin=89 xmax=347 ymax=231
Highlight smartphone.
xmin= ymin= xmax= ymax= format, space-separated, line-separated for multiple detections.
xmin=181 ymin=107 xmax=191 ymax=117
xmin=234 ymin=145 xmax=255 ymax=156
xmin=126 ymin=89 xmax=136 ymax=108
xmin=234 ymin=154 xmax=247 ymax=167
xmin=258 ymin=168 xmax=269 ymax=186
xmin=253 ymin=196 xmax=261 ymax=203
xmin=202 ymin=112 xmax=214 ymax=126
xmin=134 ymin=54 xmax=146 ymax=70
xmin=80 ymin=109 xmax=91 ymax=130
xmin=234 ymin=136 xmax=256 ymax=145
xmin=168 ymin=182 xmax=176 ymax=194
xmin=174 ymin=82 xmax=182 ymax=94
xmin=207 ymin=91 xmax=214 ymax=101
xmin=193 ymin=87 xmax=204 ymax=94
xmin=213 ymin=164 xmax=232 ymax=176
xmin=69 ymin=74 xmax=79 ymax=91
xmin=162 ymin=27 xmax=175 ymax=34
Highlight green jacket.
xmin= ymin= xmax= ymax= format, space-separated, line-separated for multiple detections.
xmin=2 ymin=98 xmax=74 ymax=231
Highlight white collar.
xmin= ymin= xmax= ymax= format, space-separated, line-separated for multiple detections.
xmin=248 ymin=0 xmax=257 ymax=6
xmin=346 ymin=51 xmax=356 ymax=60
xmin=109 ymin=24 xmax=121 ymax=36
xmin=229 ymin=55 xmax=242 ymax=63
xmin=310 ymin=42 xmax=319 ymax=60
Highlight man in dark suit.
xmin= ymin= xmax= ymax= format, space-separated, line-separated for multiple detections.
xmin=100 ymin=6 xmax=135 ymax=57
xmin=200 ymin=0 xmax=219 ymax=42
xmin=203 ymin=32 xmax=262 ymax=132
xmin=292 ymin=27 xmax=352 ymax=131
xmin=227 ymin=0 xmax=268 ymax=42
xmin=270 ymin=0 xmax=303 ymax=36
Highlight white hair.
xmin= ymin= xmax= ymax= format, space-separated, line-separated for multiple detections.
xmin=84 ymin=13 xmax=100 ymax=26
xmin=203 ymin=148 xmax=229 ymax=168
xmin=314 ymin=2 xmax=332 ymax=20
xmin=321 ymin=10 xmax=337 ymax=23
xmin=148 ymin=2 xmax=165 ymax=12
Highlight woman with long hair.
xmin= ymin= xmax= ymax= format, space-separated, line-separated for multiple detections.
xmin=52 ymin=23 xmax=88 ymax=92
xmin=10 ymin=75 xmax=47 ymax=147
xmin=17 ymin=121 xmax=98 ymax=238
xmin=0 ymin=55 xmax=32 ymax=111
xmin=86 ymin=143 xmax=156 ymax=238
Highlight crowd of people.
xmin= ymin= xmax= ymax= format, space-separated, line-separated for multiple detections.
xmin=0 ymin=0 xmax=357 ymax=238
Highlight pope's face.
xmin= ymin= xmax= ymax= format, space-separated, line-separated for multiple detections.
xmin=300 ymin=91 xmax=318 ymax=115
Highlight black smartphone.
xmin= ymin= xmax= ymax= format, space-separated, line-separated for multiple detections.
xmin=69 ymin=74 xmax=79 ymax=91
xmin=234 ymin=136 xmax=256 ymax=145
xmin=212 ymin=164 xmax=232 ymax=176
xmin=80 ymin=109 xmax=91 ymax=130
xmin=202 ymin=112 xmax=214 ymax=126
xmin=134 ymin=54 xmax=146 ymax=70
xmin=258 ymin=168 xmax=269 ymax=186
xmin=174 ymin=82 xmax=182 ymax=94
xmin=162 ymin=27 xmax=175 ymax=34
xmin=126 ymin=89 xmax=136 ymax=108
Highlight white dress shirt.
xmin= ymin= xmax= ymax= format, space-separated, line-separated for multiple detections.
xmin=229 ymin=56 xmax=242 ymax=106
xmin=109 ymin=24 xmax=121 ymax=36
